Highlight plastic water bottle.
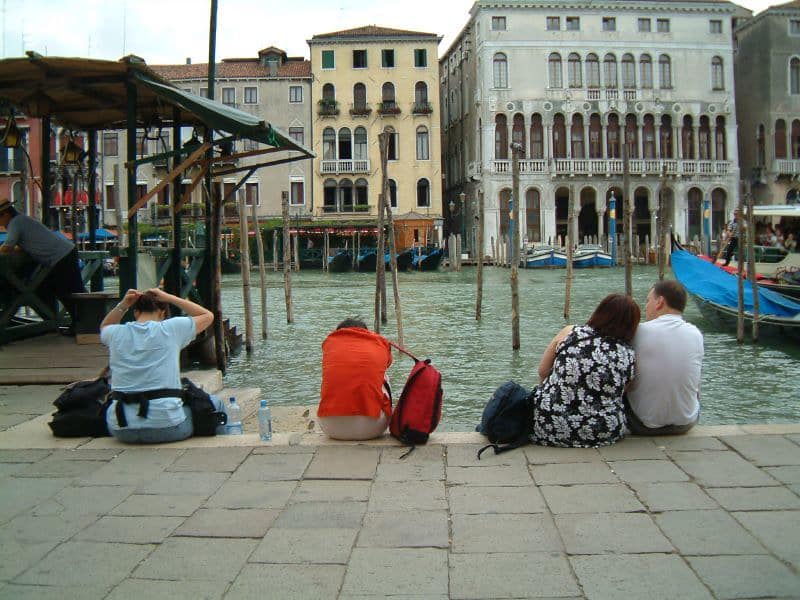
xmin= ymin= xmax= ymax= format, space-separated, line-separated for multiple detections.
xmin=226 ymin=397 xmax=243 ymax=435
xmin=258 ymin=399 xmax=273 ymax=441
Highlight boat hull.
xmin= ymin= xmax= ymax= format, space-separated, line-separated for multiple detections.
xmin=691 ymin=295 xmax=800 ymax=343
xmin=388 ymin=249 xmax=414 ymax=271
xmin=572 ymin=246 xmax=613 ymax=268
xmin=412 ymin=247 xmax=444 ymax=271
xmin=328 ymin=251 xmax=352 ymax=273
xmin=727 ymin=251 xmax=800 ymax=278
xmin=525 ymin=249 xmax=567 ymax=268
xmin=357 ymin=250 xmax=377 ymax=272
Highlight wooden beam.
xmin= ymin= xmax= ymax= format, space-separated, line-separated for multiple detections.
xmin=174 ymin=165 xmax=208 ymax=214
xmin=205 ymin=146 xmax=284 ymax=165
xmin=127 ymin=142 xmax=210 ymax=218
xmin=212 ymin=155 xmax=308 ymax=177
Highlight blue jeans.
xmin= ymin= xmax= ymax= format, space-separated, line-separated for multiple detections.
xmin=111 ymin=406 xmax=194 ymax=444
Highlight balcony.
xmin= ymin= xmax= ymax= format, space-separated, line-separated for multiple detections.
xmin=491 ymin=158 xmax=732 ymax=177
xmin=412 ymin=101 xmax=434 ymax=115
xmin=587 ymin=89 xmax=601 ymax=100
xmin=0 ymin=158 xmax=23 ymax=173
xmin=377 ymin=101 xmax=401 ymax=116
xmin=317 ymin=99 xmax=340 ymax=117
xmin=776 ymin=159 xmax=800 ymax=175
xmin=320 ymin=159 xmax=371 ymax=175
xmin=321 ymin=203 xmax=372 ymax=214
xmin=349 ymin=103 xmax=372 ymax=117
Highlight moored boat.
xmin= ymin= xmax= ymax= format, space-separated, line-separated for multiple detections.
xmin=357 ymin=248 xmax=377 ymax=272
xmin=412 ymin=247 xmax=444 ymax=271
xmin=387 ymin=248 xmax=414 ymax=271
xmin=524 ymin=245 xmax=567 ymax=268
xmin=572 ymin=244 xmax=613 ymax=268
xmin=328 ymin=249 xmax=353 ymax=273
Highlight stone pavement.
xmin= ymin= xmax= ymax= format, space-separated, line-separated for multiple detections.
xmin=1 ymin=432 xmax=800 ymax=599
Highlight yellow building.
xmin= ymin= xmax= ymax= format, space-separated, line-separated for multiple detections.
xmin=308 ymin=26 xmax=443 ymax=245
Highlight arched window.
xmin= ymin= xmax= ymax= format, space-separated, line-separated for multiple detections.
xmin=682 ymin=115 xmax=695 ymax=159
xmin=415 ymin=81 xmax=428 ymax=106
xmin=792 ymin=119 xmax=800 ymax=159
xmin=354 ymin=178 xmax=368 ymax=209
xmin=322 ymin=127 xmax=336 ymax=160
xmin=791 ymin=58 xmax=800 ymax=95
xmin=548 ymin=53 xmax=562 ymax=88
xmin=775 ymin=119 xmax=787 ymax=159
xmin=388 ymin=179 xmax=398 ymax=208
xmin=493 ymin=53 xmax=508 ymax=88
xmin=381 ymin=82 xmax=396 ymax=107
xmin=526 ymin=188 xmax=541 ymax=242
xmin=688 ymin=188 xmax=703 ymax=240
xmin=354 ymin=126 xmax=367 ymax=160
xmin=589 ymin=113 xmax=602 ymax=158
xmin=495 ymin=114 xmax=508 ymax=159
xmin=643 ymin=114 xmax=656 ymax=158
xmin=715 ymin=116 xmax=727 ymax=160
xmin=659 ymin=55 xmax=672 ymax=89
xmin=512 ymin=113 xmax=526 ymax=148
xmin=711 ymin=56 xmax=724 ymax=90
xmin=553 ymin=113 xmax=567 ymax=158
xmin=323 ymin=178 xmax=337 ymax=211
xmin=416 ymin=178 xmax=430 ymax=207
xmin=604 ymin=54 xmax=618 ymax=88
xmin=571 ymin=113 xmax=585 ymax=158
xmin=568 ymin=53 xmax=582 ymax=88
xmin=586 ymin=53 xmax=600 ymax=88
xmin=640 ymin=54 xmax=653 ymax=89
xmin=622 ymin=54 xmax=636 ymax=88
xmin=699 ymin=116 xmax=711 ymax=160
xmin=322 ymin=83 xmax=335 ymax=101
xmin=339 ymin=178 xmax=353 ymax=211
xmin=337 ymin=127 xmax=352 ymax=160
xmin=530 ymin=113 xmax=543 ymax=159
xmin=661 ymin=114 xmax=673 ymax=158
xmin=416 ymin=125 xmax=430 ymax=160
xmin=625 ymin=113 xmax=639 ymax=158
xmin=353 ymin=83 xmax=367 ymax=110
xmin=607 ymin=113 xmax=620 ymax=158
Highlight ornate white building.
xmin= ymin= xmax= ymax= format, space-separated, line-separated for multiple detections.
xmin=441 ymin=0 xmax=751 ymax=254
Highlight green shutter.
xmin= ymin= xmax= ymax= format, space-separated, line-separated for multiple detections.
xmin=415 ymin=49 xmax=427 ymax=68
xmin=322 ymin=50 xmax=334 ymax=69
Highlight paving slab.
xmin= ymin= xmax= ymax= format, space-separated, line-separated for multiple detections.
xmin=135 ymin=471 xmax=229 ymax=497
xmin=381 ymin=445 xmax=444 ymax=463
xmin=1 ymin=513 xmax=96 ymax=543
xmin=448 ymin=484 xmax=547 ymax=514
xmin=78 ymin=449 xmax=182 ymax=486
xmin=229 ymin=452 xmax=312 ymax=481
xmin=732 ymin=510 xmax=800 ymax=567
xmin=174 ymin=508 xmax=277 ymax=538
xmin=687 ymin=555 xmax=800 ymax=599
xmin=449 ymin=552 xmax=580 ymax=599
xmin=655 ymin=435 xmax=727 ymax=453
xmin=764 ymin=465 xmax=800 ymax=484
xmin=75 ymin=515 xmax=184 ymax=544
xmin=628 ymin=482 xmax=718 ymax=512
xmin=541 ymin=483 xmax=645 ymax=513
xmin=705 ymin=486 xmax=800 ymax=510
xmin=376 ymin=459 xmax=444 ymax=482
xmin=272 ymin=501 xmax=367 ymax=529
xmin=341 ymin=548 xmax=448 ymax=597
xmin=167 ymin=446 xmax=252 ymax=472
xmin=524 ymin=445 xmax=602 ymax=464
xmin=358 ymin=510 xmax=449 ymax=548
xmin=0 ymin=536 xmax=59 ymax=581
xmin=106 ymin=578 xmax=229 ymax=600
xmin=655 ymin=509 xmax=766 ymax=555
xmin=555 ymin=513 xmax=673 ymax=554
xmin=0 ymin=414 xmax=39 ymax=430
xmin=0 ymin=478 xmax=74 ymax=524
xmin=451 ymin=513 xmax=562 ymax=553
xmin=204 ymin=480 xmax=295 ymax=509
xmin=531 ymin=461 xmax=618 ymax=485
xmin=571 ymin=553 xmax=712 ymax=600
xmin=304 ymin=445 xmax=381 ymax=479
xmin=110 ymin=493 xmax=206 ymax=517
xmin=721 ymin=434 xmax=800 ymax=466
xmin=671 ymin=450 xmax=779 ymax=487
xmin=250 ymin=527 xmax=357 ymax=564
xmin=0 ymin=449 xmax=52 ymax=463
xmin=14 ymin=455 xmax=103 ymax=478
xmin=0 ymin=583 xmax=109 ymax=600
xmin=609 ymin=459 xmax=690 ymax=483
xmin=226 ymin=563 xmax=345 ymax=600
xmin=447 ymin=464 xmax=533 ymax=486
xmin=446 ymin=444 xmax=527 ymax=466
xmin=291 ymin=479 xmax=371 ymax=503
xmin=0 ymin=462 xmax=26 ymax=477
xmin=368 ymin=481 xmax=447 ymax=512
xmin=0 ymin=414 xmax=88 ymax=449
xmin=133 ymin=537 xmax=257 ymax=582
xmin=598 ymin=437 xmax=666 ymax=460
xmin=14 ymin=540 xmax=153 ymax=587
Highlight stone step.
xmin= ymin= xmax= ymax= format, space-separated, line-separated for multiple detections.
xmin=216 ymin=387 xmax=261 ymax=431
xmin=183 ymin=369 xmax=223 ymax=394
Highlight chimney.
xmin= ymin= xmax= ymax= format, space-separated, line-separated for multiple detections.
xmin=186 ymin=57 xmax=191 ymax=65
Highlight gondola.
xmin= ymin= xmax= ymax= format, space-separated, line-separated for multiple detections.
xmin=758 ymin=281 xmax=800 ymax=301
xmin=357 ymin=248 xmax=378 ymax=272
xmin=327 ymin=249 xmax=353 ymax=273
xmin=412 ymin=247 xmax=444 ymax=271
xmin=388 ymin=248 xmax=415 ymax=271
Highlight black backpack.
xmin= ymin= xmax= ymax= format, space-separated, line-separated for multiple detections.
xmin=49 ymin=377 xmax=112 ymax=438
xmin=476 ymin=380 xmax=532 ymax=459
xmin=180 ymin=377 xmax=227 ymax=436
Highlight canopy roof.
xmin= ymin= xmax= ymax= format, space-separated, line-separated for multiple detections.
xmin=0 ymin=53 xmax=312 ymax=157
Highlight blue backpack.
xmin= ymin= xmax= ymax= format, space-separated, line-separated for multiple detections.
xmin=476 ymin=381 xmax=532 ymax=459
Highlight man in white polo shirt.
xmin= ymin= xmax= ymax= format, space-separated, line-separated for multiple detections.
xmin=625 ymin=280 xmax=703 ymax=435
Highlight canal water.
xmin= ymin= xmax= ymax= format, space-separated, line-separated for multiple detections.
xmin=220 ymin=266 xmax=800 ymax=431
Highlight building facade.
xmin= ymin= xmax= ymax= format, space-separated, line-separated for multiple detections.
xmin=308 ymin=26 xmax=443 ymax=244
xmin=0 ymin=116 xmax=43 ymax=218
xmin=441 ymin=0 xmax=749 ymax=255
xmin=100 ymin=47 xmax=312 ymax=228
xmin=734 ymin=0 xmax=800 ymax=204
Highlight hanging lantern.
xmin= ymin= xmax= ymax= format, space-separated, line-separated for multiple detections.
xmin=1 ymin=118 xmax=21 ymax=148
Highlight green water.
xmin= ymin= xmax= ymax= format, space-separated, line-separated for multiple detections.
xmin=220 ymin=266 xmax=800 ymax=430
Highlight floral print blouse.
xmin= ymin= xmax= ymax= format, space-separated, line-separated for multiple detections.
xmin=531 ymin=325 xmax=635 ymax=448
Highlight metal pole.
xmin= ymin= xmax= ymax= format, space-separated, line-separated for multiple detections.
xmin=169 ymin=106 xmax=182 ymax=297
xmin=125 ymin=79 xmax=138 ymax=292
xmin=40 ymin=115 xmax=51 ymax=227
xmin=510 ymin=143 xmax=522 ymax=350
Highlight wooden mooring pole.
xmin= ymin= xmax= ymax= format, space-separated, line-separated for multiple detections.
xmin=510 ymin=143 xmax=522 ymax=350
xmin=623 ymin=134 xmax=633 ymax=296
xmin=251 ymin=202 xmax=268 ymax=340
xmin=272 ymin=230 xmax=278 ymax=272
xmin=746 ymin=182 xmax=759 ymax=343
xmin=736 ymin=183 xmax=745 ymax=343
xmin=385 ymin=197 xmax=404 ymax=347
xmin=564 ymin=185 xmax=575 ymax=320
xmin=476 ymin=188 xmax=484 ymax=320
xmin=281 ymin=193 xmax=294 ymax=324
xmin=238 ymin=193 xmax=254 ymax=353
xmin=375 ymin=133 xmax=389 ymax=331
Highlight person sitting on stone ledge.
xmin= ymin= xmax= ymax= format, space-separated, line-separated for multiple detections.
xmin=625 ymin=280 xmax=703 ymax=436
xmin=318 ymin=317 xmax=392 ymax=440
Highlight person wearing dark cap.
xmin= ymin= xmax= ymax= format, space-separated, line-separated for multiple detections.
xmin=0 ymin=198 xmax=85 ymax=325
xmin=721 ymin=208 xmax=740 ymax=267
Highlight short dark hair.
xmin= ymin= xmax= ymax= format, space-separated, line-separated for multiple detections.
xmin=0 ymin=205 xmax=18 ymax=218
xmin=651 ymin=280 xmax=687 ymax=312
xmin=586 ymin=293 xmax=641 ymax=343
xmin=133 ymin=291 xmax=170 ymax=317
xmin=336 ymin=317 xmax=368 ymax=330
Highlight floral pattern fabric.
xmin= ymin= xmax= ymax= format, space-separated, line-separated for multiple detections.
xmin=531 ymin=325 xmax=635 ymax=448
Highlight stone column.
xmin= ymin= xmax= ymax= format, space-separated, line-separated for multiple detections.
xmin=693 ymin=125 xmax=700 ymax=160
xmin=650 ymin=209 xmax=658 ymax=247
xmin=584 ymin=122 xmax=590 ymax=159
xmin=566 ymin=123 xmax=573 ymax=159
xmin=656 ymin=124 xmax=662 ymax=159
xmin=676 ymin=126 xmax=683 ymax=160
xmin=601 ymin=124 xmax=608 ymax=159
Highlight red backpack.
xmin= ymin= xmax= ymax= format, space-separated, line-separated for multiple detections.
xmin=389 ymin=342 xmax=443 ymax=445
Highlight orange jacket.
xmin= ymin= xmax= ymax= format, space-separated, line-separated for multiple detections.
xmin=319 ymin=327 xmax=392 ymax=418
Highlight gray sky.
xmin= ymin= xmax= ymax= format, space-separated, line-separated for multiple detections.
xmin=3 ymin=0 xmax=779 ymax=65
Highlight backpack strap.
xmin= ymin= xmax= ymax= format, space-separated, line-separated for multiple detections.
xmin=476 ymin=434 xmax=530 ymax=460
xmin=111 ymin=388 xmax=183 ymax=428
xmin=388 ymin=340 xmax=420 ymax=362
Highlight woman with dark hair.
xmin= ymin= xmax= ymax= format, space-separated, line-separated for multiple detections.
xmin=100 ymin=288 xmax=214 ymax=444
xmin=531 ymin=293 xmax=640 ymax=448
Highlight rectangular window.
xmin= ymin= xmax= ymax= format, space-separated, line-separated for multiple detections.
xmin=289 ymin=85 xmax=303 ymax=103
xmin=414 ymin=49 xmax=427 ymax=68
xmin=382 ymin=49 xmax=395 ymax=68
xmin=244 ymin=86 xmax=258 ymax=104
xmin=103 ymin=132 xmax=118 ymax=156
xmin=135 ymin=130 xmax=147 ymax=156
xmin=491 ymin=16 xmax=506 ymax=31
xmin=657 ymin=18 xmax=670 ymax=33
xmin=602 ymin=17 xmax=616 ymax=31
xmin=199 ymin=87 xmax=208 ymax=98
xmin=790 ymin=19 xmax=800 ymax=35
xmin=288 ymin=127 xmax=304 ymax=146
xmin=290 ymin=180 xmax=304 ymax=205
xmin=353 ymin=49 xmax=367 ymax=69
xmin=245 ymin=182 xmax=259 ymax=206
xmin=638 ymin=18 xmax=651 ymax=32
xmin=709 ymin=20 xmax=722 ymax=34
xmin=104 ymin=184 xmax=115 ymax=210
xmin=388 ymin=132 xmax=399 ymax=160
xmin=321 ymin=50 xmax=335 ymax=69
xmin=566 ymin=17 xmax=580 ymax=31
xmin=221 ymin=87 xmax=235 ymax=106
xmin=546 ymin=16 xmax=560 ymax=30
